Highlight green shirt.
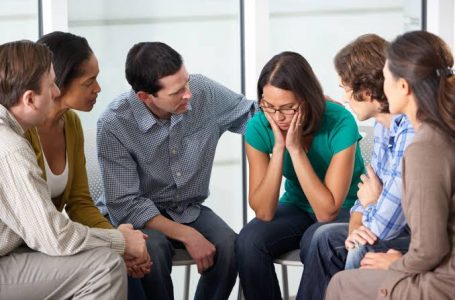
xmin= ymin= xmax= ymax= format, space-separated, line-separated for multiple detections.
xmin=245 ymin=101 xmax=365 ymax=213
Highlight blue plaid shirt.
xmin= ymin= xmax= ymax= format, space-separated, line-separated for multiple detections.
xmin=96 ymin=74 xmax=256 ymax=227
xmin=351 ymin=114 xmax=415 ymax=240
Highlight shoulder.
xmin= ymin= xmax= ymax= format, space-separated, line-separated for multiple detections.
xmin=246 ymin=111 xmax=269 ymax=133
xmin=98 ymin=91 xmax=133 ymax=126
xmin=323 ymin=101 xmax=356 ymax=129
xmin=0 ymin=124 xmax=34 ymax=159
xmin=405 ymin=125 xmax=455 ymax=169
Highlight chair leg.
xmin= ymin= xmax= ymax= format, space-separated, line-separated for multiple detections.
xmin=184 ymin=265 xmax=190 ymax=300
xmin=282 ymin=265 xmax=289 ymax=300
xmin=237 ymin=281 xmax=244 ymax=300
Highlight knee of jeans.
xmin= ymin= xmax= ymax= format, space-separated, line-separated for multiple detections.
xmin=143 ymin=231 xmax=172 ymax=259
xmin=299 ymin=224 xmax=333 ymax=260
xmin=236 ymin=224 xmax=266 ymax=257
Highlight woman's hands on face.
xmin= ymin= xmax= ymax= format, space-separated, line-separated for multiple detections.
xmin=285 ymin=108 xmax=303 ymax=153
xmin=263 ymin=111 xmax=286 ymax=151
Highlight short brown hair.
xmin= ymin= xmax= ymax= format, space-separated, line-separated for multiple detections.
xmin=334 ymin=34 xmax=389 ymax=112
xmin=0 ymin=40 xmax=53 ymax=109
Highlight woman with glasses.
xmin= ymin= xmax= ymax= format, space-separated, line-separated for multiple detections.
xmin=236 ymin=51 xmax=365 ymax=299
xmin=326 ymin=30 xmax=455 ymax=300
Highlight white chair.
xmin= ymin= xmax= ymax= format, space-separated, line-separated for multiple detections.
xmin=272 ymin=125 xmax=375 ymax=300
xmin=83 ymin=128 xmax=196 ymax=300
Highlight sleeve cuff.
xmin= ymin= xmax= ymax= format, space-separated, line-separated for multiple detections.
xmin=109 ymin=229 xmax=126 ymax=255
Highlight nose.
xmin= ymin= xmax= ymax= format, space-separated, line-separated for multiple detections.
xmin=275 ymin=110 xmax=286 ymax=120
xmin=54 ymin=83 xmax=61 ymax=98
xmin=94 ymin=80 xmax=101 ymax=93
xmin=182 ymin=85 xmax=192 ymax=100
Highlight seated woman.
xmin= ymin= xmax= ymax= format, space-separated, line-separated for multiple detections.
xmin=236 ymin=51 xmax=365 ymax=299
xmin=25 ymin=31 xmax=149 ymax=297
xmin=326 ymin=30 xmax=455 ymax=300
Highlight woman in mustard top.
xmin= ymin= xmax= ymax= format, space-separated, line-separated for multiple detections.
xmin=25 ymin=32 xmax=150 ymax=291
xmin=25 ymin=32 xmax=109 ymax=228
xmin=236 ymin=52 xmax=365 ymax=299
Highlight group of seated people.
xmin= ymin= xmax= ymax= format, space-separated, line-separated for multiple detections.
xmin=0 ymin=29 xmax=453 ymax=300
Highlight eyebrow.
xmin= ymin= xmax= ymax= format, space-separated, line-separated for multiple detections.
xmin=261 ymin=98 xmax=295 ymax=108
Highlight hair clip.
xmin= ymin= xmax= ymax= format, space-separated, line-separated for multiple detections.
xmin=436 ymin=67 xmax=455 ymax=77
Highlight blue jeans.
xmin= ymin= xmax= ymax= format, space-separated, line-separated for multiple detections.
xmin=344 ymin=244 xmax=367 ymax=269
xmin=236 ymin=203 xmax=350 ymax=300
xmin=296 ymin=223 xmax=410 ymax=300
xmin=131 ymin=205 xmax=237 ymax=300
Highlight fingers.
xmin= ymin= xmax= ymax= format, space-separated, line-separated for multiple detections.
xmin=349 ymin=226 xmax=377 ymax=245
xmin=387 ymin=248 xmax=401 ymax=254
xmin=360 ymin=174 xmax=369 ymax=183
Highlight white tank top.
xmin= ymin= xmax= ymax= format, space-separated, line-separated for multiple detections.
xmin=43 ymin=152 xmax=69 ymax=198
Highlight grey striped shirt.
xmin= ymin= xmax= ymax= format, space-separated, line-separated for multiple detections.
xmin=0 ymin=105 xmax=125 ymax=257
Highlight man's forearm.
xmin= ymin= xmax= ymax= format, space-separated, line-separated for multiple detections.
xmin=348 ymin=212 xmax=363 ymax=234
xmin=145 ymin=214 xmax=193 ymax=243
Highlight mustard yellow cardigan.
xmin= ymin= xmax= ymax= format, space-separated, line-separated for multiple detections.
xmin=25 ymin=110 xmax=112 ymax=229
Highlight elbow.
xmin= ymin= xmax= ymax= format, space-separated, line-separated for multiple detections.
xmin=252 ymin=206 xmax=275 ymax=222
xmin=315 ymin=211 xmax=338 ymax=223
xmin=256 ymin=213 xmax=274 ymax=222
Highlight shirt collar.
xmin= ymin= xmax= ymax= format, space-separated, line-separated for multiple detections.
xmin=127 ymin=90 xmax=158 ymax=132
xmin=0 ymin=104 xmax=25 ymax=136
xmin=389 ymin=114 xmax=407 ymax=137
xmin=127 ymin=89 xmax=192 ymax=132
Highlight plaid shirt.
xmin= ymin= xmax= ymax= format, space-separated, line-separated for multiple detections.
xmin=96 ymin=74 xmax=256 ymax=228
xmin=351 ymin=114 xmax=415 ymax=240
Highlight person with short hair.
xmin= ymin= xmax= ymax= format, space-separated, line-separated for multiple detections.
xmin=295 ymin=34 xmax=415 ymax=300
xmin=96 ymin=41 xmax=256 ymax=299
xmin=326 ymin=30 xmax=455 ymax=300
xmin=0 ymin=40 xmax=149 ymax=300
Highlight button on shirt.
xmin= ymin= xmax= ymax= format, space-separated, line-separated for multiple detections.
xmin=96 ymin=74 xmax=256 ymax=227
xmin=350 ymin=114 xmax=415 ymax=240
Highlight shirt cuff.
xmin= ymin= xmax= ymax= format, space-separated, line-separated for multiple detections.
xmin=109 ymin=229 xmax=126 ymax=255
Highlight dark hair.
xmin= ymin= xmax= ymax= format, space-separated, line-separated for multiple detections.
xmin=388 ymin=30 xmax=455 ymax=139
xmin=0 ymin=40 xmax=53 ymax=108
xmin=335 ymin=34 xmax=389 ymax=112
xmin=258 ymin=51 xmax=325 ymax=138
xmin=37 ymin=31 xmax=93 ymax=92
xmin=125 ymin=42 xmax=183 ymax=94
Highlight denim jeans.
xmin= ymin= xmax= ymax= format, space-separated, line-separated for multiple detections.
xmin=131 ymin=205 xmax=237 ymax=300
xmin=344 ymin=244 xmax=367 ymax=269
xmin=296 ymin=223 xmax=410 ymax=300
xmin=236 ymin=203 xmax=350 ymax=300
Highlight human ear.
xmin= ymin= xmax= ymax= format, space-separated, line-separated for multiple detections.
xmin=398 ymin=78 xmax=411 ymax=96
xmin=136 ymin=91 xmax=150 ymax=102
xmin=21 ymin=90 xmax=36 ymax=110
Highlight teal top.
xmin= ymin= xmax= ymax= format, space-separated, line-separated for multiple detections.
xmin=245 ymin=101 xmax=365 ymax=213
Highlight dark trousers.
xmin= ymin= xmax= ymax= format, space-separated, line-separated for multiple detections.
xmin=236 ymin=203 xmax=350 ymax=300
xmin=296 ymin=223 xmax=410 ymax=300
xmin=129 ymin=205 xmax=238 ymax=300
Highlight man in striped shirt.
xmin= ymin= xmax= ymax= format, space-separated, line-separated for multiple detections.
xmin=0 ymin=40 xmax=149 ymax=300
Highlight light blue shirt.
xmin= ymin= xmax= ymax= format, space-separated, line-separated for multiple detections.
xmin=351 ymin=114 xmax=415 ymax=240
xmin=96 ymin=74 xmax=256 ymax=227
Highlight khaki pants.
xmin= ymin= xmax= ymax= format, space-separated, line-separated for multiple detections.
xmin=0 ymin=246 xmax=127 ymax=300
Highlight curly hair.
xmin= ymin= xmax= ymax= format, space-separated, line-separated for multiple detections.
xmin=334 ymin=34 xmax=389 ymax=112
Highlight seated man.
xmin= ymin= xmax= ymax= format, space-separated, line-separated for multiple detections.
xmin=296 ymin=34 xmax=414 ymax=300
xmin=0 ymin=41 xmax=149 ymax=299
xmin=96 ymin=41 xmax=256 ymax=299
